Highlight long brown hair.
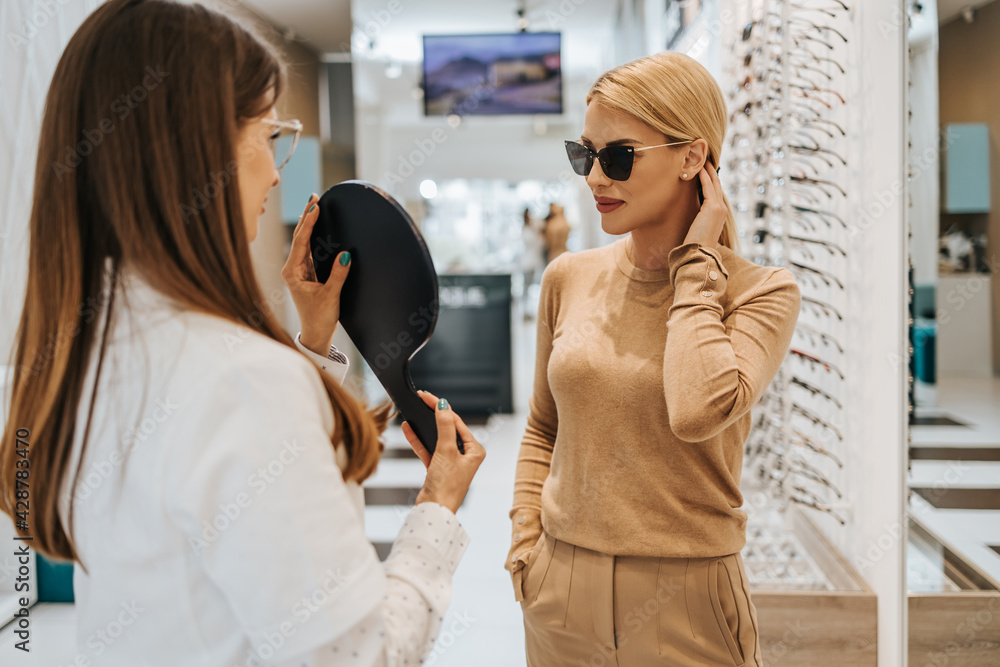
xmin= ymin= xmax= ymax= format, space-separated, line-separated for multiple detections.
xmin=587 ymin=51 xmax=740 ymax=252
xmin=0 ymin=0 xmax=389 ymax=565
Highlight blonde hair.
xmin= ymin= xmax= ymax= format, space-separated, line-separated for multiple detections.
xmin=586 ymin=51 xmax=739 ymax=252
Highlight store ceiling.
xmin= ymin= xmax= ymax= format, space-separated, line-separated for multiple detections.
xmin=240 ymin=0 xmax=353 ymax=53
xmin=241 ymin=0 xmax=619 ymax=70
xmin=937 ymin=0 xmax=997 ymax=25
xmin=236 ymin=0 xmax=1000 ymax=52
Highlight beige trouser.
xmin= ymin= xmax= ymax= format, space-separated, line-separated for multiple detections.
xmin=518 ymin=531 xmax=763 ymax=666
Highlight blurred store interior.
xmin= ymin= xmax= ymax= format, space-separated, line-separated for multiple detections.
xmin=1 ymin=0 xmax=999 ymax=665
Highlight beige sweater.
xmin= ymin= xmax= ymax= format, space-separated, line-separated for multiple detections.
xmin=506 ymin=238 xmax=801 ymax=595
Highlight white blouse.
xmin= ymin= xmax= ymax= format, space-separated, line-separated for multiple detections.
xmin=57 ymin=264 xmax=468 ymax=666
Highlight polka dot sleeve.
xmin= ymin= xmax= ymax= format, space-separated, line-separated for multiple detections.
xmin=271 ymin=502 xmax=469 ymax=666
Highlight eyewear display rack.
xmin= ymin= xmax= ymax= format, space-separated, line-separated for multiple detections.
xmin=726 ymin=0 xmax=852 ymax=544
xmin=721 ymin=1 xmax=904 ymax=664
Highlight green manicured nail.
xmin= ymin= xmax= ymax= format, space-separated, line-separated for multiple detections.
xmin=339 ymin=251 xmax=351 ymax=266
xmin=307 ymin=202 xmax=317 ymax=215
xmin=438 ymin=398 xmax=449 ymax=411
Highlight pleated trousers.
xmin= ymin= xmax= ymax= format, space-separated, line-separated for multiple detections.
xmin=518 ymin=531 xmax=763 ymax=667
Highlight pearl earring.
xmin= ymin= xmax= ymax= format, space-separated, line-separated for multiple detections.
xmin=683 ymin=173 xmax=688 ymax=179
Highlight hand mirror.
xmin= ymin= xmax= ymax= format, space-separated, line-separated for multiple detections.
xmin=309 ymin=180 xmax=460 ymax=455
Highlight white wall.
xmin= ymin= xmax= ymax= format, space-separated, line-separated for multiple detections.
xmin=0 ymin=0 xmax=109 ymax=628
xmin=909 ymin=4 xmax=941 ymax=288
xmin=845 ymin=4 xmax=909 ymax=664
xmin=0 ymin=0 xmax=108 ymax=371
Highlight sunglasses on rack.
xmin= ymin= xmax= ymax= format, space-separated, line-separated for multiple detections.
xmin=564 ymin=139 xmax=693 ymax=181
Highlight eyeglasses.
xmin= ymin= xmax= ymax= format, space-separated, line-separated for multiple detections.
xmin=790 ymin=429 xmax=843 ymax=468
xmin=564 ymin=139 xmax=692 ymax=181
xmin=789 ymin=260 xmax=845 ymax=290
xmin=791 ymin=376 xmax=843 ymax=409
xmin=257 ymin=117 xmax=303 ymax=170
xmin=801 ymin=296 xmax=843 ymax=321
xmin=792 ymin=403 xmax=844 ymax=442
xmin=787 ymin=494 xmax=847 ymax=525
xmin=791 ymin=348 xmax=845 ymax=380
xmin=791 ymin=205 xmax=846 ymax=229
xmin=794 ymin=323 xmax=844 ymax=354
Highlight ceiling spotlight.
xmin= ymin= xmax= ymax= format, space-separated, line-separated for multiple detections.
xmin=517 ymin=5 xmax=529 ymax=32
xmin=419 ymin=179 xmax=438 ymax=199
xmin=962 ymin=6 xmax=975 ymax=23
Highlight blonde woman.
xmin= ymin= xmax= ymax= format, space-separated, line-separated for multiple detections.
xmin=506 ymin=52 xmax=801 ymax=666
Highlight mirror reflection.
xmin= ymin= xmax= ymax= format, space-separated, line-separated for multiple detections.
xmin=906 ymin=1 xmax=1000 ymax=664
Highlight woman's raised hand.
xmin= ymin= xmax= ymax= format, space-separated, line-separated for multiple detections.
xmin=682 ymin=162 xmax=727 ymax=250
xmin=281 ymin=193 xmax=351 ymax=354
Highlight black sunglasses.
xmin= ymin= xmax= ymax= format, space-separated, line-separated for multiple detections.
xmin=564 ymin=139 xmax=691 ymax=181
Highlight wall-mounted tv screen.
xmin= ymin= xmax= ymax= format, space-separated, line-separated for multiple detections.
xmin=422 ymin=33 xmax=562 ymax=116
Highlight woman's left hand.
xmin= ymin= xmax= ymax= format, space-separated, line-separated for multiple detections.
xmin=683 ymin=162 xmax=727 ymax=251
xmin=281 ymin=193 xmax=352 ymax=355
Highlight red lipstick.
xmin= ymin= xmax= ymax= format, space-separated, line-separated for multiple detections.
xmin=594 ymin=195 xmax=624 ymax=214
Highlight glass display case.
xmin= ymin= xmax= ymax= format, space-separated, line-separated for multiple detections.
xmin=907 ymin=513 xmax=1000 ymax=664
xmin=742 ymin=498 xmax=876 ymax=665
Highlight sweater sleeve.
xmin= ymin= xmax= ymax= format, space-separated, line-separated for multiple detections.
xmin=505 ymin=259 xmax=562 ymax=600
xmin=663 ymin=242 xmax=801 ymax=443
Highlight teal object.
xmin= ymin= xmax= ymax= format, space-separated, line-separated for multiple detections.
xmin=913 ymin=283 xmax=935 ymax=319
xmin=278 ymin=136 xmax=321 ymax=224
xmin=36 ymin=552 xmax=74 ymax=602
xmin=913 ymin=318 xmax=936 ymax=385
xmin=944 ymin=123 xmax=991 ymax=213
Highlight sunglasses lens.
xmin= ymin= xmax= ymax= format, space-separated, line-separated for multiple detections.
xmin=564 ymin=142 xmax=635 ymax=181
xmin=600 ymin=146 xmax=634 ymax=181
xmin=565 ymin=141 xmax=591 ymax=176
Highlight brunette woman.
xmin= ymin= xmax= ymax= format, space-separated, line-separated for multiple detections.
xmin=0 ymin=1 xmax=483 ymax=664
